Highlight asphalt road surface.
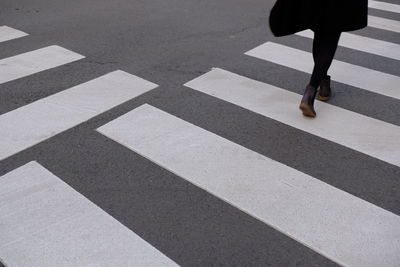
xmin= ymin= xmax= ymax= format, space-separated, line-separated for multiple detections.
xmin=1 ymin=0 xmax=400 ymax=266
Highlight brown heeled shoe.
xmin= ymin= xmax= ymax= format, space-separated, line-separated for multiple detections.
xmin=318 ymin=76 xmax=331 ymax=101
xmin=299 ymin=85 xmax=317 ymax=117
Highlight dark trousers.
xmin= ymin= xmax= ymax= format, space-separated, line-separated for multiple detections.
xmin=309 ymin=31 xmax=341 ymax=88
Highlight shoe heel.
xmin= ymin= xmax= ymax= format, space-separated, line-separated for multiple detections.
xmin=317 ymin=94 xmax=330 ymax=101
xmin=299 ymin=103 xmax=316 ymax=117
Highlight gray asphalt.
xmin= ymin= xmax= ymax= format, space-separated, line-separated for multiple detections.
xmin=1 ymin=0 xmax=400 ymax=266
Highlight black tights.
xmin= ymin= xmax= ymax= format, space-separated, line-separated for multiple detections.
xmin=309 ymin=31 xmax=341 ymax=88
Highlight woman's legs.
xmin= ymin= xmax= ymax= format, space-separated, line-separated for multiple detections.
xmin=300 ymin=30 xmax=341 ymax=117
xmin=310 ymin=31 xmax=341 ymax=88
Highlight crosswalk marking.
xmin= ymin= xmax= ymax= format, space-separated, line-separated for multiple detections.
xmin=97 ymin=104 xmax=400 ymax=267
xmin=0 ymin=70 xmax=158 ymax=161
xmin=0 ymin=45 xmax=84 ymax=84
xmin=185 ymin=68 xmax=400 ymax=167
xmin=0 ymin=162 xmax=177 ymax=266
xmin=245 ymin=42 xmax=400 ymax=100
xmin=369 ymin=0 xmax=400 ymax=13
xmin=296 ymin=30 xmax=400 ymax=60
xmin=0 ymin=4 xmax=398 ymax=266
xmin=0 ymin=26 xmax=28 ymax=43
xmin=368 ymin=15 xmax=400 ymax=33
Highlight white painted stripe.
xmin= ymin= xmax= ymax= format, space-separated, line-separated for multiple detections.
xmin=0 ymin=26 xmax=28 ymax=42
xmin=97 ymin=104 xmax=400 ymax=267
xmin=369 ymin=0 xmax=400 ymax=13
xmin=0 ymin=162 xmax=177 ymax=266
xmin=368 ymin=15 xmax=400 ymax=33
xmin=185 ymin=68 xmax=400 ymax=167
xmin=245 ymin=42 xmax=400 ymax=100
xmin=0 ymin=70 xmax=158 ymax=161
xmin=296 ymin=30 xmax=400 ymax=60
xmin=0 ymin=45 xmax=84 ymax=84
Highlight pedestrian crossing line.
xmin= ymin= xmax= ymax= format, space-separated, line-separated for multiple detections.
xmin=245 ymin=42 xmax=400 ymax=100
xmin=368 ymin=15 xmax=400 ymax=33
xmin=0 ymin=70 xmax=158 ymax=161
xmin=0 ymin=45 xmax=84 ymax=85
xmin=97 ymin=104 xmax=400 ymax=267
xmin=296 ymin=30 xmax=400 ymax=61
xmin=0 ymin=26 xmax=28 ymax=43
xmin=185 ymin=68 xmax=400 ymax=167
xmin=0 ymin=162 xmax=178 ymax=266
xmin=369 ymin=0 xmax=400 ymax=14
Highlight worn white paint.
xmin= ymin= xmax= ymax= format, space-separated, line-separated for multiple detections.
xmin=368 ymin=15 xmax=400 ymax=33
xmin=297 ymin=30 xmax=400 ymax=60
xmin=0 ymin=26 xmax=28 ymax=43
xmin=0 ymin=70 xmax=158 ymax=161
xmin=185 ymin=68 xmax=400 ymax=167
xmin=0 ymin=45 xmax=84 ymax=84
xmin=369 ymin=0 xmax=400 ymax=13
xmin=97 ymin=104 xmax=400 ymax=267
xmin=0 ymin=162 xmax=177 ymax=266
xmin=245 ymin=42 xmax=400 ymax=100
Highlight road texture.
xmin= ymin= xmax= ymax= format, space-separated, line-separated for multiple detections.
xmin=1 ymin=0 xmax=400 ymax=266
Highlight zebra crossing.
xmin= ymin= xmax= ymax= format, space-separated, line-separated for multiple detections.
xmin=368 ymin=15 xmax=400 ymax=33
xmin=0 ymin=46 xmax=84 ymax=85
xmin=0 ymin=70 xmax=157 ymax=161
xmin=185 ymin=68 xmax=400 ymax=168
xmin=369 ymin=0 xmax=400 ymax=13
xmin=0 ymin=26 xmax=28 ymax=43
xmin=98 ymin=104 xmax=400 ymax=267
xmin=1 ymin=0 xmax=400 ymax=265
xmin=296 ymin=30 xmax=400 ymax=60
xmin=0 ymin=162 xmax=178 ymax=266
xmin=246 ymin=42 xmax=400 ymax=100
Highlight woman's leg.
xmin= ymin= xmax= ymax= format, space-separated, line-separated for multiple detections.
xmin=309 ymin=31 xmax=341 ymax=88
xmin=300 ymin=30 xmax=341 ymax=117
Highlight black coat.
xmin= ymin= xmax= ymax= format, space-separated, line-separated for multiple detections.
xmin=313 ymin=0 xmax=368 ymax=32
xmin=270 ymin=0 xmax=368 ymax=36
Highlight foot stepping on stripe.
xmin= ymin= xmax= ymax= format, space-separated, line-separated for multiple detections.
xmin=0 ymin=70 xmax=158 ymax=161
xmin=97 ymin=103 xmax=400 ymax=267
xmin=185 ymin=68 xmax=400 ymax=167
xmin=245 ymin=42 xmax=400 ymax=100
xmin=0 ymin=162 xmax=177 ymax=266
